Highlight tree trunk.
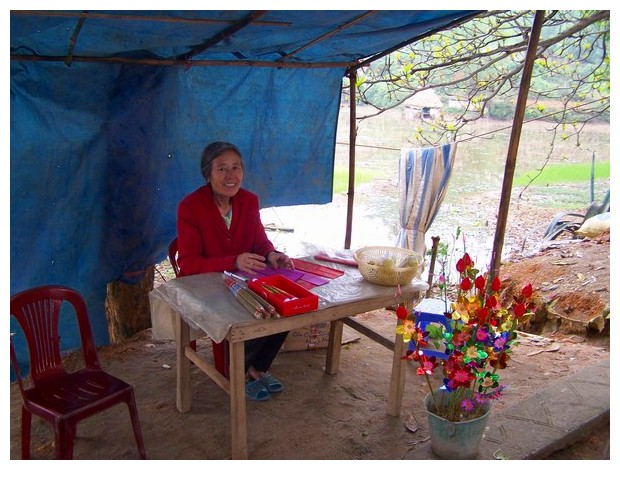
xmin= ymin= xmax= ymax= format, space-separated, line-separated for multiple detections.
xmin=106 ymin=265 xmax=154 ymax=344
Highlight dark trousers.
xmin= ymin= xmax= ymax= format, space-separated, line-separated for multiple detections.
xmin=244 ymin=331 xmax=289 ymax=372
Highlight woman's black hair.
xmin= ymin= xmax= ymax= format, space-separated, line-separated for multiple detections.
xmin=200 ymin=141 xmax=244 ymax=182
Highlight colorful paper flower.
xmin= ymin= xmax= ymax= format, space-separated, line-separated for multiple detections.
xmin=395 ymin=252 xmax=536 ymax=422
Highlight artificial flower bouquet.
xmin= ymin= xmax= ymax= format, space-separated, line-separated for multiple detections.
xmin=396 ymin=252 xmax=536 ymax=422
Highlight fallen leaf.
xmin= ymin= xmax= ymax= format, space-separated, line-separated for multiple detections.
xmin=563 ymin=335 xmax=586 ymax=343
xmin=407 ymin=436 xmax=430 ymax=448
xmin=494 ymin=449 xmax=511 ymax=460
xmin=404 ymin=414 xmax=418 ymax=433
xmin=527 ymin=344 xmax=560 ymax=356
xmin=341 ymin=385 xmax=364 ymax=400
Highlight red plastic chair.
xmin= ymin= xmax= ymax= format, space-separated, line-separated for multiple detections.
xmin=10 ymin=285 xmax=147 ymax=459
xmin=167 ymin=237 xmax=181 ymax=277
xmin=168 ymin=238 xmax=229 ymax=377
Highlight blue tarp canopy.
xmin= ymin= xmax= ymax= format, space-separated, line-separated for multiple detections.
xmin=10 ymin=10 xmax=479 ymax=362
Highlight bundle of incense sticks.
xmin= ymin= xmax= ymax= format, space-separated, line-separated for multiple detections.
xmin=259 ymin=283 xmax=298 ymax=301
xmin=247 ymin=287 xmax=280 ymax=318
xmin=223 ymin=277 xmax=279 ymax=319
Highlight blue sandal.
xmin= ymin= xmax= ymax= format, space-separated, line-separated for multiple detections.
xmin=245 ymin=380 xmax=270 ymax=401
xmin=258 ymin=372 xmax=283 ymax=393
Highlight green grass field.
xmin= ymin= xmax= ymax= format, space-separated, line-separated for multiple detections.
xmin=332 ymin=166 xmax=383 ymax=194
xmin=335 ymin=159 xmax=610 ymax=193
xmin=333 ymin=161 xmax=611 ymax=199
xmin=514 ymin=161 xmax=610 ymax=186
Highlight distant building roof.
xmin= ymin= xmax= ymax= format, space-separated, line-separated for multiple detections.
xmin=403 ymin=89 xmax=443 ymax=108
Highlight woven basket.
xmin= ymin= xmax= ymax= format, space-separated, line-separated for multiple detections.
xmin=354 ymin=246 xmax=424 ymax=286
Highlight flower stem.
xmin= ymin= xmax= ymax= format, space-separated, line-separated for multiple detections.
xmin=425 ymin=373 xmax=440 ymax=412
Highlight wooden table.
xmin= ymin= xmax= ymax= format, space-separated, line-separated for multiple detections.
xmin=150 ymin=263 xmax=427 ymax=459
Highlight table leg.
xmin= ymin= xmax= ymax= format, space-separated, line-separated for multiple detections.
xmin=229 ymin=340 xmax=248 ymax=460
xmin=325 ymin=319 xmax=344 ymax=374
xmin=387 ymin=327 xmax=407 ymax=416
xmin=175 ymin=313 xmax=192 ymax=412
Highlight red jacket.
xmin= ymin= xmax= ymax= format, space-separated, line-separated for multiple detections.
xmin=176 ymin=184 xmax=275 ymax=275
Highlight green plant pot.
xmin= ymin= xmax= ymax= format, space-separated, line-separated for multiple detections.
xmin=424 ymin=389 xmax=491 ymax=460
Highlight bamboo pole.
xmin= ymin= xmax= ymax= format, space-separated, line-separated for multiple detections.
xmin=489 ymin=10 xmax=545 ymax=280
xmin=344 ymin=70 xmax=356 ymax=249
xmin=278 ymin=11 xmax=377 ymax=62
xmin=179 ymin=11 xmax=268 ymax=62
xmin=425 ymin=236 xmax=441 ymax=298
xmin=10 ymin=53 xmax=355 ymax=69
xmin=10 ymin=10 xmax=292 ymax=26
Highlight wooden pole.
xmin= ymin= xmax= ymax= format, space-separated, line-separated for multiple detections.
xmin=489 ymin=10 xmax=545 ymax=280
xmin=590 ymin=151 xmax=595 ymax=203
xmin=425 ymin=236 xmax=441 ymax=298
xmin=344 ymin=70 xmax=357 ymax=249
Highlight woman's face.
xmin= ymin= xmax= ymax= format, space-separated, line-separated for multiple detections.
xmin=209 ymin=150 xmax=244 ymax=200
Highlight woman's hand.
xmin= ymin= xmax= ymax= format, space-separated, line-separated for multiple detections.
xmin=235 ymin=252 xmax=267 ymax=275
xmin=266 ymin=251 xmax=295 ymax=270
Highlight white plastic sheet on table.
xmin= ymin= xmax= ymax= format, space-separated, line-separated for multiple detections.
xmin=149 ymin=255 xmax=427 ymax=343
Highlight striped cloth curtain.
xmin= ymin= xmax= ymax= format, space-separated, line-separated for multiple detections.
xmin=396 ymin=143 xmax=457 ymax=255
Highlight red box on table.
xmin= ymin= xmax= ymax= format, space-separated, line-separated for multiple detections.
xmin=248 ymin=274 xmax=319 ymax=316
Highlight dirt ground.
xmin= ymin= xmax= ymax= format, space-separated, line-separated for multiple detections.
xmin=9 ymin=235 xmax=610 ymax=462
xmin=10 ymin=242 xmax=610 ymax=460
xmin=8 ymin=316 xmax=610 ymax=461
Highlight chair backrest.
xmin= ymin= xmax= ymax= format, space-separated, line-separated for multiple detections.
xmin=168 ymin=238 xmax=180 ymax=277
xmin=10 ymin=285 xmax=101 ymax=390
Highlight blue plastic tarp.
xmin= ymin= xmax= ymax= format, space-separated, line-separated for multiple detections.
xmin=10 ymin=10 xmax=478 ymax=374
